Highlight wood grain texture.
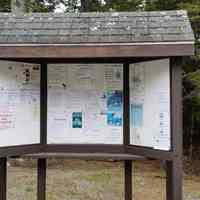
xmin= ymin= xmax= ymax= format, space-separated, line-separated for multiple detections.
xmin=0 ymin=43 xmax=194 ymax=58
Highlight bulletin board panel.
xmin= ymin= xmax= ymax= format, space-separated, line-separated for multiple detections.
xmin=47 ymin=64 xmax=124 ymax=144
xmin=0 ymin=59 xmax=171 ymax=154
xmin=130 ymin=59 xmax=171 ymax=151
xmin=0 ymin=61 xmax=40 ymax=148
xmin=47 ymin=59 xmax=171 ymax=150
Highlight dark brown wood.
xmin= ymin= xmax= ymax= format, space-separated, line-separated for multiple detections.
xmin=125 ymin=160 xmax=132 ymax=200
xmin=22 ymin=153 xmax=145 ymax=160
xmin=126 ymin=145 xmax=173 ymax=160
xmin=166 ymin=58 xmax=183 ymax=200
xmin=0 ymin=43 xmax=194 ymax=59
xmin=44 ymin=144 xmax=174 ymax=160
xmin=0 ymin=144 xmax=43 ymax=157
xmin=0 ymin=158 xmax=7 ymax=200
xmin=123 ymin=63 xmax=130 ymax=145
xmin=166 ymin=160 xmax=182 ymax=200
xmin=166 ymin=161 xmax=172 ymax=200
xmin=37 ymin=159 xmax=46 ymax=200
xmin=38 ymin=63 xmax=48 ymax=200
xmin=45 ymin=144 xmax=126 ymax=154
xmin=123 ymin=64 xmax=132 ymax=200
xmin=0 ymin=57 xmax=167 ymax=65
xmin=171 ymin=58 xmax=183 ymax=157
xmin=40 ymin=63 xmax=47 ymax=145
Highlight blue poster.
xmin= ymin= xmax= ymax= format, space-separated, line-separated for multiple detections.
xmin=130 ymin=104 xmax=143 ymax=127
xmin=107 ymin=91 xmax=123 ymax=126
xmin=72 ymin=112 xmax=82 ymax=128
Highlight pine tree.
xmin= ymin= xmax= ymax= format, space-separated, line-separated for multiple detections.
xmin=0 ymin=0 xmax=11 ymax=12
xmin=0 ymin=0 xmax=59 ymax=12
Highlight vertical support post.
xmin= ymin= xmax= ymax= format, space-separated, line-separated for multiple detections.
xmin=37 ymin=159 xmax=47 ymax=200
xmin=125 ymin=160 xmax=132 ymax=200
xmin=37 ymin=63 xmax=48 ymax=200
xmin=0 ymin=158 xmax=7 ymax=200
xmin=166 ymin=58 xmax=183 ymax=200
xmin=123 ymin=63 xmax=132 ymax=200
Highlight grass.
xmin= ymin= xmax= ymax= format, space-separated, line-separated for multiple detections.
xmin=7 ymin=159 xmax=200 ymax=200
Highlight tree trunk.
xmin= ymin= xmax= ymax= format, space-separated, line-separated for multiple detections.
xmin=189 ymin=108 xmax=194 ymax=160
xmin=80 ymin=0 xmax=89 ymax=12
xmin=11 ymin=0 xmax=26 ymax=13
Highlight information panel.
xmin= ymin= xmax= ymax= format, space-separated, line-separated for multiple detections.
xmin=130 ymin=59 xmax=170 ymax=150
xmin=0 ymin=60 xmax=170 ymax=150
xmin=0 ymin=61 xmax=40 ymax=147
xmin=47 ymin=64 xmax=124 ymax=144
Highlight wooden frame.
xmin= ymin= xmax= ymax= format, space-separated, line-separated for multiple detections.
xmin=0 ymin=56 xmax=184 ymax=200
xmin=0 ymin=42 xmax=194 ymax=58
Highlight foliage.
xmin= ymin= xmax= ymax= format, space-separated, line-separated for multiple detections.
xmin=24 ymin=0 xmax=59 ymax=12
xmin=0 ymin=0 xmax=11 ymax=12
xmin=101 ymin=0 xmax=143 ymax=12
xmin=60 ymin=0 xmax=80 ymax=12
xmin=0 ymin=0 xmax=60 ymax=12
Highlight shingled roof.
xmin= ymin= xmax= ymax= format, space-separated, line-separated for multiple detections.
xmin=0 ymin=10 xmax=194 ymax=44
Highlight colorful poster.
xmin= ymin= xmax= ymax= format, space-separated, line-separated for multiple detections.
xmin=107 ymin=91 xmax=123 ymax=127
xmin=72 ymin=112 xmax=82 ymax=128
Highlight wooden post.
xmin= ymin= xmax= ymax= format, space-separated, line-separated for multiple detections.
xmin=0 ymin=158 xmax=7 ymax=200
xmin=125 ymin=160 xmax=132 ymax=200
xmin=80 ymin=0 xmax=89 ymax=12
xmin=37 ymin=159 xmax=47 ymax=200
xmin=166 ymin=58 xmax=183 ymax=200
xmin=37 ymin=63 xmax=48 ymax=200
xmin=123 ymin=63 xmax=132 ymax=200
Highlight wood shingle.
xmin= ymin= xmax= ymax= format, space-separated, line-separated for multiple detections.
xmin=0 ymin=10 xmax=194 ymax=44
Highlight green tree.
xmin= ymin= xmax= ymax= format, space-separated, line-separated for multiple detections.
xmin=0 ymin=0 xmax=59 ymax=12
xmin=24 ymin=0 xmax=59 ymax=12
xmin=0 ymin=0 xmax=11 ymax=12
xmin=102 ymin=0 xmax=143 ymax=11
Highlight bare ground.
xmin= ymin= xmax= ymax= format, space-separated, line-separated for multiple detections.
xmin=7 ymin=159 xmax=200 ymax=200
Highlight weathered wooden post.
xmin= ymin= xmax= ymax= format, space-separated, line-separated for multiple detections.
xmin=0 ymin=158 xmax=7 ymax=200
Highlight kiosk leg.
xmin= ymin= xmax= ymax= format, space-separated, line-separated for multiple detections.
xmin=0 ymin=158 xmax=7 ymax=200
xmin=169 ymin=59 xmax=183 ymax=200
xmin=37 ymin=159 xmax=46 ymax=200
xmin=166 ymin=160 xmax=182 ymax=200
xmin=125 ymin=160 xmax=132 ymax=200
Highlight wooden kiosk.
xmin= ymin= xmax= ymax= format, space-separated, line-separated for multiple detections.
xmin=0 ymin=11 xmax=194 ymax=200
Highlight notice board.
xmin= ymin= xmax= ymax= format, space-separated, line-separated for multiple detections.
xmin=47 ymin=59 xmax=170 ymax=150
xmin=0 ymin=59 xmax=170 ymax=150
xmin=0 ymin=61 xmax=40 ymax=147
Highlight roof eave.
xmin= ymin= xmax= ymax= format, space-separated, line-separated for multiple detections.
xmin=0 ymin=41 xmax=195 ymax=59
